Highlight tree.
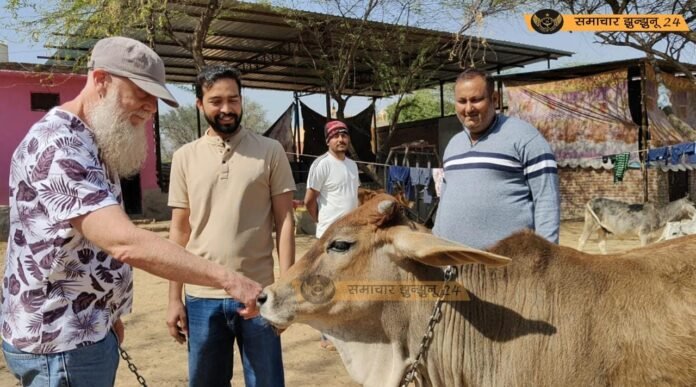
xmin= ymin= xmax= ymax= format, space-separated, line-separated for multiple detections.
xmin=545 ymin=1 xmax=696 ymax=83
xmin=6 ymin=0 xmax=229 ymax=69
xmin=242 ymin=99 xmax=271 ymax=135
xmin=384 ymin=88 xmax=455 ymax=124
xmin=160 ymin=104 xmax=199 ymax=162
xmin=280 ymin=0 xmax=440 ymax=182
xmin=280 ymin=0 xmax=520 ymax=178
xmin=160 ymin=99 xmax=270 ymax=161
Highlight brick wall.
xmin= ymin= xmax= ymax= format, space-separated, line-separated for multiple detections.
xmin=559 ymin=167 xmax=670 ymax=220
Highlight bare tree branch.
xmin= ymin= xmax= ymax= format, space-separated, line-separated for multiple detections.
xmin=190 ymin=0 xmax=221 ymax=70
xmin=551 ymin=0 xmax=696 ymax=84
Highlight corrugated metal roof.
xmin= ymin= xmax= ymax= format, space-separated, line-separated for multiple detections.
xmin=46 ymin=1 xmax=572 ymax=97
xmin=493 ymin=58 xmax=696 ymax=82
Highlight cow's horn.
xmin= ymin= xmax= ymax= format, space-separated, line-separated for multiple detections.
xmin=377 ymin=199 xmax=395 ymax=215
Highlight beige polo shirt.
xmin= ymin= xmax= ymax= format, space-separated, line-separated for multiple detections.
xmin=168 ymin=128 xmax=296 ymax=298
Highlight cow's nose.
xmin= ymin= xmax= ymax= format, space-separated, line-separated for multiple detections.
xmin=257 ymin=292 xmax=268 ymax=305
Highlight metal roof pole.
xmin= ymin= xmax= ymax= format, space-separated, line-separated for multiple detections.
xmin=154 ymin=110 xmax=163 ymax=193
xmin=147 ymin=32 xmax=164 ymax=195
xmin=440 ymin=81 xmax=445 ymax=117
xmin=196 ymin=104 xmax=202 ymax=138
xmin=325 ymin=92 xmax=331 ymax=120
xmin=372 ymin=96 xmax=378 ymax=154
xmin=294 ymin=92 xmax=301 ymax=159
xmin=496 ymin=67 xmax=502 ymax=112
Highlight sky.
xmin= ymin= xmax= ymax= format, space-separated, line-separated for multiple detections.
xmin=0 ymin=1 xmax=663 ymax=123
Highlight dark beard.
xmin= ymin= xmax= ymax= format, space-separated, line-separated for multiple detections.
xmin=205 ymin=110 xmax=243 ymax=135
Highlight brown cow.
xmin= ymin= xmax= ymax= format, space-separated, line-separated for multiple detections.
xmin=260 ymin=194 xmax=696 ymax=387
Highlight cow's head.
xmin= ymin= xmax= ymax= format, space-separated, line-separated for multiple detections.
xmin=258 ymin=193 xmax=510 ymax=331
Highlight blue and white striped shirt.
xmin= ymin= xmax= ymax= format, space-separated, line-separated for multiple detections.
xmin=433 ymin=114 xmax=560 ymax=249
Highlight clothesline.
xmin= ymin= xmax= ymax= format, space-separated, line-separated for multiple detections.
xmin=286 ymin=152 xmax=435 ymax=169
xmin=581 ymin=147 xmax=649 ymax=162
xmin=562 ymin=141 xmax=696 ymax=162
xmin=286 ymin=152 xmax=446 ymax=201
xmin=288 ymin=140 xmax=696 ymax=167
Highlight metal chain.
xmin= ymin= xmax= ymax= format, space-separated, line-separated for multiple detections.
xmin=119 ymin=345 xmax=148 ymax=387
xmin=399 ymin=266 xmax=458 ymax=387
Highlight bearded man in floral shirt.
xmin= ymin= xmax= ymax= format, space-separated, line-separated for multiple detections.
xmin=1 ymin=37 xmax=263 ymax=387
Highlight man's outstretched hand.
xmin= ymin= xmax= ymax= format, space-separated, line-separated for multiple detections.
xmin=224 ymin=272 xmax=263 ymax=319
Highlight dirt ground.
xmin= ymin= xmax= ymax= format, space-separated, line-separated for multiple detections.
xmin=0 ymin=221 xmax=642 ymax=386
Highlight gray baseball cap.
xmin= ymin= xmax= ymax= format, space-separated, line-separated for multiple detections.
xmin=88 ymin=36 xmax=179 ymax=108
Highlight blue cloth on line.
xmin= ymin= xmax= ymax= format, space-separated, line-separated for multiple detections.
xmin=671 ymin=142 xmax=695 ymax=164
xmin=387 ymin=166 xmax=413 ymax=200
xmin=688 ymin=151 xmax=696 ymax=164
xmin=647 ymin=147 xmax=669 ymax=165
xmin=409 ymin=167 xmax=431 ymax=186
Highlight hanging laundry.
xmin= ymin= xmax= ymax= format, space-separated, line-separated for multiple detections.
xmin=670 ymin=143 xmax=694 ymax=164
xmin=409 ymin=167 xmax=431 ymax=186
xmin=387 ymin=166 xmax=413 ymax=200
xmin=647 ymin=147 xmax=670 ymax=166
xmin=421 ymin=185 xmax=433 ymax=204
xmin=431 ymin=168 xmax=445 ymax=197
xmin=613 ymin=153 xmax=630 ymax=183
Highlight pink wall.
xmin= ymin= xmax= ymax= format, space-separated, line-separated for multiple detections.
xmin=0 ymin=69 xmax=159 ymax=205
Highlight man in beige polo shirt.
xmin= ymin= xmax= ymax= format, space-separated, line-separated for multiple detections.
xmin=166 ymin=65 xmax=295 ymax=387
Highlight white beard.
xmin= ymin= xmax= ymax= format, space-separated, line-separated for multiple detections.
xmin=87 ymin=90 xmax=148 ymax=178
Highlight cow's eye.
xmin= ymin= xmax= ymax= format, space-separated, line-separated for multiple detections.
xmin=328 ymin=240 xmax=353 ymax=253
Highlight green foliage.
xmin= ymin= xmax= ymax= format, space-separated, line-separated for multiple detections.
xmin=241 ymin=99 xmax=271 ymax=135
xmin=159 ymin=104 xmax=199 ymax=162
xmin=4 ymin=0 xmax=167 ymax=66
xmin=3 ymin=0 xmax=221 ymax=69
xmin=384 ymin=88 xmax=455 ymax=124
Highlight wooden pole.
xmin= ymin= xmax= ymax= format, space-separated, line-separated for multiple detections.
xmin=196 ymin=107 xmax=201 ymax=138
xmin=640 ymin=60 xmax=650 ymax=202
xmin=439 ymin=81 xmax=445 ymax=117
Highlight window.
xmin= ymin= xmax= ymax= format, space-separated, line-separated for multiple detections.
xmin=31 ymin=93 xmax=60 ymax=111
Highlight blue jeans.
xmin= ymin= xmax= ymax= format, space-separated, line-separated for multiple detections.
xmin=185 ymin=295 xmax=285 ymax=387
xmin=2 ymin=330 xmax=119 ymax=387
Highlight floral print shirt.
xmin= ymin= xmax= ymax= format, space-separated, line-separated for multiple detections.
xmin=1 ymin=108 xmax=133 ymax=353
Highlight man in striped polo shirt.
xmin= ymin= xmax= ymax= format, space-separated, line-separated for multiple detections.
xmin=433 ymin=69 xmax=560 ymax=249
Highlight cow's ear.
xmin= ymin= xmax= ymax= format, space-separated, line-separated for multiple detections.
xmin=390 ymin=227 xmax=511 ymax=267
xmin=363 ymin=195 xmax=400 ymax=226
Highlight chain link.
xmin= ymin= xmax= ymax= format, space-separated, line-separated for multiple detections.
xmin=399 ymin=266 xmax=457 ymax=387
xmin=119 ymin=345 xmax=148 ymax=387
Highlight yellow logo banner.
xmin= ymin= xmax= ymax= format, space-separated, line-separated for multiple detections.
xmin=526 ymin=14 xmax=689 ymax=33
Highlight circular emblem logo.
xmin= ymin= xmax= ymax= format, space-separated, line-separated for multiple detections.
xmin=300 ymin=274 xmax=336 ymax=304
xmin=531 ymin=9 xmax=564 ymax=34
